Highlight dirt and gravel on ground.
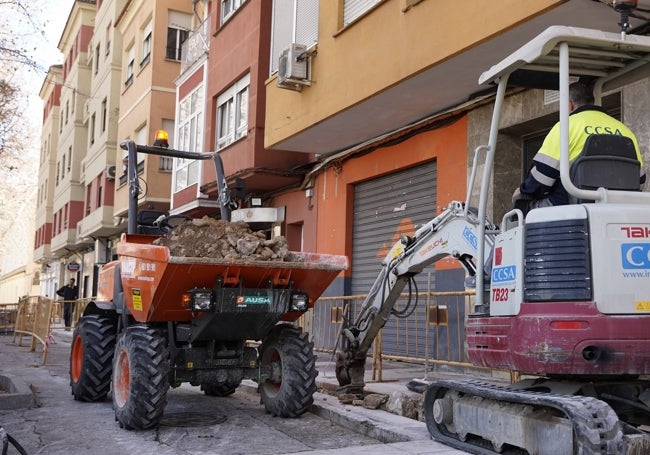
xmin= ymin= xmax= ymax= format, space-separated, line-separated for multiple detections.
xmin=153 ymin=216 xmax=302 ymax=262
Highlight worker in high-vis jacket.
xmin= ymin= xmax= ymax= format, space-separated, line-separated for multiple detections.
xmin=512 ymin=82 xmax=646 ymax=210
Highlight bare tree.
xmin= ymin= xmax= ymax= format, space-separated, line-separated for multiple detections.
xmin=0 ymin=0 xmax=46 ymax=271
xmin=0 ymin=0 xmax=46 ymax=169
xmin=0 ymin=0 xmax=46 ymax=73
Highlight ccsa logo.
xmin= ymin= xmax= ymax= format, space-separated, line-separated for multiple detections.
xmin=492 ymin=265 xmax=516 ymax=283
xmin=621 ymin=243 xmax=650 ymax=269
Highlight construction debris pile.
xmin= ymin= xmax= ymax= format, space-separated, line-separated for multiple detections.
xmin=153 ymin=216 xmax=300 ymax=262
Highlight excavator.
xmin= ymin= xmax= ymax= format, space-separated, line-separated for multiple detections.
xmin=334 ymin=2 xmax=650 ymax=454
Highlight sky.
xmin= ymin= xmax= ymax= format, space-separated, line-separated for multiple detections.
xmin=26 ymin=0 xmax=75 ymax=120
xmin=0 ymin=0 xmax=74 ymax=277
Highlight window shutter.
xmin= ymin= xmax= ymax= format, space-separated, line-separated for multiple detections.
xmin=168 ymin=10 xmax=191 ymax=30
xmin=296 ymin=0 xmax=319 ymax=47
xmin=270 ymin=0 xmax=319 ymax=75
xmin=343 ymin=0 xmax=381 ymax=27
xmin=270 ymin=0 xmax=293 ymax=74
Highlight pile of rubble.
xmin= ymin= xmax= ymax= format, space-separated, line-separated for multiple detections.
xmin=153 ymin=216 xmax=300 ymax=262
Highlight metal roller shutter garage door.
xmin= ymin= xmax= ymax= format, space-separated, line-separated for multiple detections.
xmin=351 ymin=161 xmax=437 ymax=358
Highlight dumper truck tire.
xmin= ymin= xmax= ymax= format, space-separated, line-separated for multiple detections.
xmin=201 ymin=380 xmax=241 ymax=397
xmin=259 ymin=325 xmax=317 ymax=417
xmin=70 ymin=314 xmax=117 ymax=402
xmin=112 ymin=325 xmax=169 ymax=430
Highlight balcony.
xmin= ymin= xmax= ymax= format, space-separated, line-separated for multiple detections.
xmin=33 ymin=244 xmax=52 ymax=264
xmin=78 ymin=205 xmax=123 ymax=240
xmin=180 ymin=17 xmax=210 ymax=74
xmin=50 ymin=227 xmax=85 ymax=256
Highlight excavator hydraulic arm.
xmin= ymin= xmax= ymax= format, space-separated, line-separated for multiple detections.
xmin=335 ymin=201 xmax=497 ymax=394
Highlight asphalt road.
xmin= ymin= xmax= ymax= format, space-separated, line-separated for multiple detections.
xmin=0 ymin=334 xmax=384 ymax=455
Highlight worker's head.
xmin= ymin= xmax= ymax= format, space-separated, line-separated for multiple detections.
xmin=69 ymin=278 xmax=75 ymax=285
xmin=569 ymin=82 xmax=595 ymax=112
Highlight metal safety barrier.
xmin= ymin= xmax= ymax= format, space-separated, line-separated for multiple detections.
xmin=0 ymin=303 xmax=18 ymax=335
xmin=12 ymin=296 xmax=54 ymax=364
xmin=10 ymin=292 xmax=498 ymax=379
xmin=49 ymin=297 xmax=92 ymax=331
xmin=9 ymin=296 xmax=91 ymax=365
xmin=306 ymin=290 xmax=495 ymax=382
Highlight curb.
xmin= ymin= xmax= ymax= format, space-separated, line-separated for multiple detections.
xmin=309 ymin=392 xmax=430 ymax=444
xmin=240 ymin=379 xmax=429 ymax=444
xmin=0 ymin=374 xmax=34 ymax=410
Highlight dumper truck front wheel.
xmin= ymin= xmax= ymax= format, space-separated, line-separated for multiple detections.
xmin=258 ymin=325 xmax=317 ymax=417
xmin=70 ymin=314 xmax=116 ymax=401
xmin=112 ymin=325 xmax=169 ymax=430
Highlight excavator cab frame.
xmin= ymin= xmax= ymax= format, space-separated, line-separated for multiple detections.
xmin=471 ymin=25 xmax=650 ymax=309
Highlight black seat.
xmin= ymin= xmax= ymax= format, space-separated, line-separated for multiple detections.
xmin=569 ymin=134 xmax=640 ymax=203
xmin=136 ymin=210 xmax=166 ymax=235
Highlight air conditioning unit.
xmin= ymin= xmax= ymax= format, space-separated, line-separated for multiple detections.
xmin=277 ymin=43 xmax=310 ymax=91
xmin=106 ymin=165 xmax=117 ymax=180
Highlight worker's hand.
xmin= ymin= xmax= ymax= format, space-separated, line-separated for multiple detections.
xmin=512 ymin=187 xmax=521 ymax=205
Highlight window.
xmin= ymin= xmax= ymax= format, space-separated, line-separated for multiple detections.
xmin=86 ymin=185 xmax=92 ymax=215
xmin=125 ymin=45 xmax=134 ymax=86
xmin=105 ymin=22 xmax=111 ymax=57
xmin=141 ymin=20 xmax=152 ymax=67
xmin=95 ymin=43 xmax=100 ymax=74
xmin=121 ymin=128 xmax=147 ymax=177
xmin=221 ymin=0 xmax=244 ymax=24
xmin=135 ymin=126 xmax=147 ymax=164
xmin=166 ymin=28 xmax=188 ymax=61
xmin=216 ymin=74 xmax=249 ymax=151
xmin=166 ymin=11 xmax=191 ymax=61
xmin=62 ymin=155 xmax=66 ymax=179
xmin=175 ymin=86 xmax=203 ymax=192
xmin=101 ymin=98 xmax=107 ymax=133
xmin=270 ymin=0 xmax=318 ymax=74
xmin=343 ymin=0 xmax=382 ymax=27
xmin=160 ymin=118 xmax=175 ymax=171
xmin=90 ymin=113 xmax=96 ymax=145
xmin=97 ymin=184 xmax=103 ymax=209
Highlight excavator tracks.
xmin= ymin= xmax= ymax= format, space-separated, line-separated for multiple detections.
xmin=423 ymin=379 xmax=626 ymax=455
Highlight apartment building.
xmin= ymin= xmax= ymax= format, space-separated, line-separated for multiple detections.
xmin=114 ymin=0 xmax=194 ymax=217
xmin=36 ymin=0 xmax=194 ymax=297
xmin=171 ymin=0 xmax=311 ymax=244
xmin=48 ymin=0 xmax=96 ymax=296
xmin=263 ymin=1 xmax=650 ymax=358
xmin=36 ymin=65 xmax=64 ymax=298
xmin=170 ymin=0 xmax=216 ymax=218
xmin=75 ymin=0 xmax=127 ymax=298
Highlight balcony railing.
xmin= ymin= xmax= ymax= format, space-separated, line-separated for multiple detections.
xmin=160 ymin=156 xmax=174 ymax=172
xmin=181 ymin=16 xmax=210 ymax=74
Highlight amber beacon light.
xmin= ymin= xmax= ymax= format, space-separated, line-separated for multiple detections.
xmin=153 ymin=129 xmax=169 ymax=148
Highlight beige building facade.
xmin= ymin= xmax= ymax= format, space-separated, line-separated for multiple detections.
xmin=114 ymin=0 xmax=194 ymax=217
xmin=75 ymin=0 xmax=127 ymax=297
xmin=35 ymin=65 xmax=64 ymax=298
xmin=50 ymin=1 xmax=96 ymax=295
